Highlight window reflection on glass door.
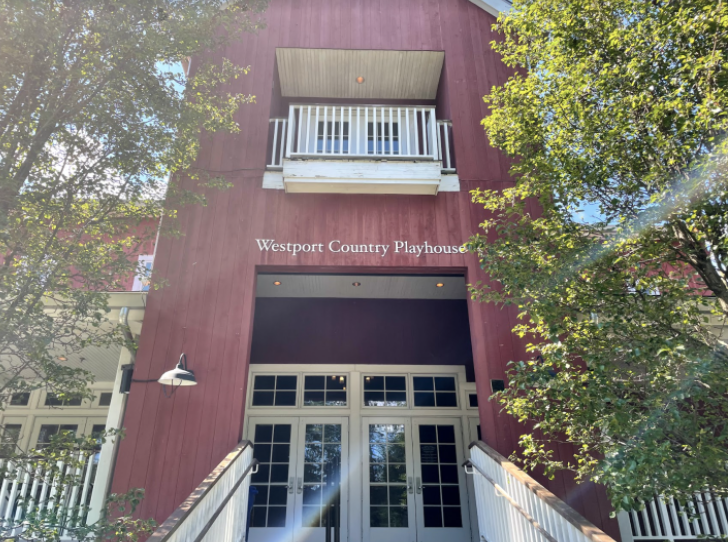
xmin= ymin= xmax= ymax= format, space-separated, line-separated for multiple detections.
xmin=363 ymin=419 xmax=416 ymax=542
xmin=295 ymin=418 xmax=347 ymax=542
xmin=368 ymin=424 xmax=408 ymax=527
xmin=363 ymin=418 xmax=471 ymax=542
xmin=247 ymin=417 xmax=347 ymax=542
xmin=302 ymin=423 xmax=341 ymax=527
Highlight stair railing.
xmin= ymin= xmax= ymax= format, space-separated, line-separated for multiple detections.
xmin=148 ymin=441 xmax=257 ymax=542
xmin=466 ymin=441 xmax=616 ymax=542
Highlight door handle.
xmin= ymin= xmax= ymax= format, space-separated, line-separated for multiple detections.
xmin=407 ymin=476 xmax=413 ymax=494
xmin=416 ymin=477 xmax=422 ymax=494
xmin=287 ymin=477 xmax=295 ymax=494
xmin=297 ymin=477 xmax=303 ymax=494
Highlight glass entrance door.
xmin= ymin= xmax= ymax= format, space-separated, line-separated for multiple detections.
xmin=247 ymin=417 xmax=296 ymax=542
xmin=412 ymin=418 xmax=471 ymax=542
xmin=296 ymin=418 xmax=347 ymax=542
xmin=362 ymin=418 xmax=471 ymax=542
xmin=247 ymin=417 xmax=348 ymax=542
xmin=362 ymin=419 xmax=417 ymax=542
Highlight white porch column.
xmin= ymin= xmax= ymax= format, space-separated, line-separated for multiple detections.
xmin=86 ymin=345 xmax=132 ymax=523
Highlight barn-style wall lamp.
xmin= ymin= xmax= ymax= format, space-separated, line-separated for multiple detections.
xmin=158 ymin=353 xmax=197 ymax=396
xmin=131 ymin=352 xmax=197 ymax=397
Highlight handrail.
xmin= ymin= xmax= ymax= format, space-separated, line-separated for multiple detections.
xmin=468 ymin=440 xmax=617 ymax=542
xmin=148 ymin=441 xmax=256 ymax=542
xmin=464 ymin=459 xmax=558 ymax=542
xmin=191 ymin=459 xmax=259 ymax=542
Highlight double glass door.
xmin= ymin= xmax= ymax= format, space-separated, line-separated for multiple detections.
xmin=246 ymin=416 xmax=471 ymax=542
xmin=247 ymin=416 xmax=348 ymax=542
xmin=362 ymin=418 xmax=471 ymax=542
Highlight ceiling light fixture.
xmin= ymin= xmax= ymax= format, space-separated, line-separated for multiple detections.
xmin=436 ymin=282 xmax=445 ymax=288
xmin=57 ymin=356 xmax=67 ymax=361
xmin=273 ymin=281 xmax=282 ymax=286
xmin=352 ymin=282 xmax=361 ymax=287
xmin=356 ymin=76 xmax=365 ymax=84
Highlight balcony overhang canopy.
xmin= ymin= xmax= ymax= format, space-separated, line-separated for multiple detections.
xmin=276 ymin=48 xmax=445 ymax=100
xmin=467 ymin=0 xmax=512 ymax=17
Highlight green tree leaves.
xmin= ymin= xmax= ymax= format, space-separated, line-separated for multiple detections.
xmin=470 ymin=0 xmax=728 ymax=511
xmin=0 ymin=0 xmax=267 ymax=536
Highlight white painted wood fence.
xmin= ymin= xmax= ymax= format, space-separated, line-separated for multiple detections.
xmin=467 ymin=441 xmax=616 ymax=542
xmin=0 ymin=451 xmax=98 ymax=538
xmin=148 ymin=441 xmax=257 ymax=542
xmin=618 ymin=494 xmax=728 ymax=541
xmin=268 ymin=105 xmax=456 ymax=173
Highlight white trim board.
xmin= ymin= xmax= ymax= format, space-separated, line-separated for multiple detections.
xmin=284 ymin=159 xmax=441 ymax=195
xmin=262 ymin=170 xmax=284 ymax=189
xmin=467 ymin=0 xmax=511 ymax=17
xmin=262 ymin=165 xmax=460 ymax=194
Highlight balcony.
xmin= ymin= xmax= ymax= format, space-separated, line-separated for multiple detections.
xmin=265 ymin=104 xmax=457 ymax=195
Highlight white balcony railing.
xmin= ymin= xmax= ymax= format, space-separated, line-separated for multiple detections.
xmin=466 ymin=441 xmax=616 ymax=542
xmin=267 ymin=117 xmax=288 ymax=169
xmin=267 ymin=105 xmax=456 ymax=173
xmin=0 ymin=451 xmax=98 ymax=538
xmin=437 ymin=120 xmax=455 ymax=172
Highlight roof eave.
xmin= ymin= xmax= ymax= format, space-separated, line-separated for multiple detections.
xmin=467 ymin=0 xmax=511 ymax=17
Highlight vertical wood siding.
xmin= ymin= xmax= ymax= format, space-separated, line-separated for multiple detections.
xmin=110 ymin=0 xmax=620 ymax=538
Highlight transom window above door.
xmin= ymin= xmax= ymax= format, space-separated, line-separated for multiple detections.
xmin=412 ymin=376 xmax=458 ymax=407
xmin=248 ymin=370 xmax=463 ymax=410
xmin=363 ymin=376 xmax=407 ymax=407
xmin=252 ymin=375 xmax=298 ymax=407
xmin=303 ymin=375 xmax=347 ymax=407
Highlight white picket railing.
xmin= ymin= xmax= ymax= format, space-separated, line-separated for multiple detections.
xmin=267 ymin=104 xmax=456 ymax=173
xmin=148 ymin=441 xmax=257 ymax=542
xmin=0 ymin=450 xmax=98 ymax=538
xmin=437 ymin=120 xmax=455 ymax=172
xmin=467 ymin=441 xmax=616 ymax=542
xmin=267 ymin=118 xmax=288 ymax=169
xmin=618 ymin=494 xmax=728 ymax=541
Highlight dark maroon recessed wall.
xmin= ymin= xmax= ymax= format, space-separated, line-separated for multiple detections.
xmin=250 ymin=298 xmax=475 ymax=380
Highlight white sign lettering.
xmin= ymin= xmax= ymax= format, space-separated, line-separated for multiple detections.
xmin=255 ymin=239 xmax=466 ymax=257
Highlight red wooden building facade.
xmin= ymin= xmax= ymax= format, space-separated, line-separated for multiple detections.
xmin=109 ymin=0 xmax=621 ymax=540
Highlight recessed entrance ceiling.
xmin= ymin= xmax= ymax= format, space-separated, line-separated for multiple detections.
xmin=276 ymin=48 xmax=445 ymax=100
xmin=256 ymin=274 xmax=466 ymax=299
